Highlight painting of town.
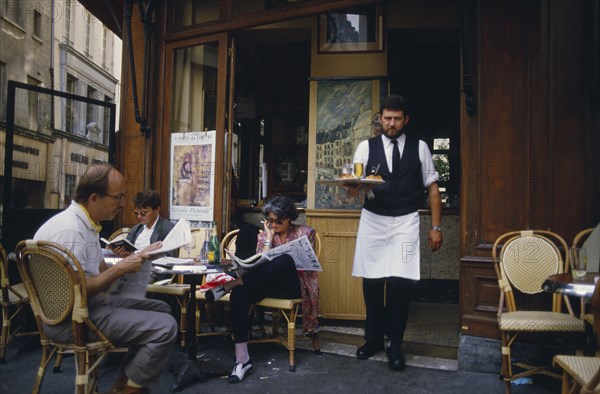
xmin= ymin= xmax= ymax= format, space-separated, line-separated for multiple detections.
xmin=314 ymin=80 xmax=373 ymax=209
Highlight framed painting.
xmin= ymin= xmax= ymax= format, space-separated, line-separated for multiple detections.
xmin=312 ymin=79 xmax=380 ymax=210
xmin=318 ymin=4 xmax=383 ymax=54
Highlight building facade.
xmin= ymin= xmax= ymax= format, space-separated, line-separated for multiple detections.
xmin=0 ymin=0 xmax=121 ymax=242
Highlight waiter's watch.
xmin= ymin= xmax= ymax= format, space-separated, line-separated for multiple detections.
xmin=431 ymin=226 xmax=442 ymax=232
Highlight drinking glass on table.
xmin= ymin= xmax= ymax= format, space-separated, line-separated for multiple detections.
xmin=570 ymin=247 xmax=588 ymax=280
xmin=182 ymin=237 xmax=196 ymax=258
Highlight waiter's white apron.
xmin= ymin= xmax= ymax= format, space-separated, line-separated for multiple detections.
xmin=352 ymin=209 xmax=421 ymax=280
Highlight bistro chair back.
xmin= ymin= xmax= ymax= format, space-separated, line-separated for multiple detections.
xmin=108 ymin=227 xmax=130 ymax=241
xmin=1 ymin=241 xmax=35 ymax=363
xmin=493 ymin=230 xmax=586 ymax=393
xmin=14 ymin=240 xmax=127 ymax=394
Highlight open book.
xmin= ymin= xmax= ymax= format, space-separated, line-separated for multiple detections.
xmin=225 ymin=235 xmax=322 ymax=272
xmin=101 ymin=234 xmax=137 ymax=252
xmin=106 ymin=219 xmax=193 ymax=299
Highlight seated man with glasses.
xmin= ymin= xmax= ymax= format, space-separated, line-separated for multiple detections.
xmin=111 ymin=190 xmax=176 ymax=258
xmin=34 ymin=164 xmax=178 ymax=393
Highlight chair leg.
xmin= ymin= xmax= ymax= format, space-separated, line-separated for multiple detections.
xmin=309 ymin=332 xmax=321 ymax=355
xmin=179 ymin=300 xmax=187 ymax=352
xmin=287 ymin=320 xmax=296 ymax=372
xmin=501 ymin=333 xmax=512 ymax=394
xmin=74 ymin=349 xmax=87 ymax=394
xmin=32 ymin=344 xmax=54 ymax=394
xmin=53 ymin=351 xmax=63 ymax=373
xmin=0 ymin=305 xmax=8 ymax=363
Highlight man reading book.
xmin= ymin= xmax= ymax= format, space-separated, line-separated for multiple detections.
xmin=109 ymin=190 xmax=176 ymax=258
xmin=34 ymin=164 xmax=177 ymax=394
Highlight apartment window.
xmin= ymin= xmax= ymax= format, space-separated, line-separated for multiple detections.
xmin=63 ymin=0 xmax=71 ymax=41
xmin=0 ymin=62 xmax=6 ymax=122
xmin=86 ymin=86 xmax=97 ymax=125
xmin=102 ymin=27 xmax=108 ymax=68
xmin=85 ymin=11 xmax=91 ymax=56
xmin=3 ymin=0 xmax=24 ymax=26
xmin=27 ymin=76 xmax=41 ymax=132
xmin=66 ymin=74 xmax=76 ymax=133
xmin=103 ymin=96 xmax=112 ymax=145
xmin=33 ymin=10 xmax=41 ymax=38
xmin=65 ymin=174 xmax=76 ymax=205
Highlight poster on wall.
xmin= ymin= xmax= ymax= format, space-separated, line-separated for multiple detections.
xmin=169 ymin=131 xmax=216 ymax=221
xmin=314 ymin=79 xmax=374 ymax=209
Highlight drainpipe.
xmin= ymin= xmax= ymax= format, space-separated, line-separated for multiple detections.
xmin=50 ymin=0 xmax=55 ymax=130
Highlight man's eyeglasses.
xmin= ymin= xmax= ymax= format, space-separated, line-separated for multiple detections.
xmin=105 ymin=193 xmax=127 ymax=203
xmin=265 ymin=217 xmax=285 ymax=225
xmin=134 ymin=210 xmax=150 ymax=217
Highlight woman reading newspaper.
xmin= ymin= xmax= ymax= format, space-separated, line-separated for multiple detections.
xmin=205 ymin=195 xmax=319 ymax=383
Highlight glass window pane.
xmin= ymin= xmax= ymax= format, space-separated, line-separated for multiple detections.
xmin=170 ymin=42 xmax=219 ymax=132
xmin=171 ymin=0 xmax=220 ymax=30
xmin=432 ymin=153 xmax=450 ymax=182
xmin=433 ymin=138 xmax=450 ymax=150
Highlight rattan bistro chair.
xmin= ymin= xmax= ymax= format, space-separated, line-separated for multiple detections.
xmin=108 ymin=227 xmax=131 ymax=241
xmin=572 ymin=228 xmax=595 ymax=327
xmin=493 ymin=230 xmax=586 ymax=393
xmin=553 ymin=277 xmax=600 ymax=394
xmin=1 ymin=242 xmax=35 ymax=363
xmin=15 ymin=240 xmax=128 ymax=394
xmin=247 ymin=231 xmax=322 ymax=372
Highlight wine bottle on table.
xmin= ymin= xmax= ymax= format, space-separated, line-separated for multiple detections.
xmin=208 ymin=222 xmax=220 ymax=265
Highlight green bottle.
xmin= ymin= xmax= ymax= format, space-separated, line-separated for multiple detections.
xmin=208 ymin=222 xmax=220 ymax=265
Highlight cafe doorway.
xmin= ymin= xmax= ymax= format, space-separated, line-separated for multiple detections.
xmin=231 ymin=27 xmax=311 ymax=207
xmin=387 ymin=28 xmax=461 ymax=307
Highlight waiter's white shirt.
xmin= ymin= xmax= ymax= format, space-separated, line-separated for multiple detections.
xmin=351 ymin=134 xmax=439 ymax=280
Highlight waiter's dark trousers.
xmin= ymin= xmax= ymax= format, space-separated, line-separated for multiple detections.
xmin=363 ymin=277 xmax=413 ymax=345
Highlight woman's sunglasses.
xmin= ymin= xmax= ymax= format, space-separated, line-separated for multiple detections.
xmin=264 ymin=217 xmax=285 ymax=225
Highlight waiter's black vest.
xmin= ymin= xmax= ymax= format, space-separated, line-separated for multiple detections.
xmin=363 ymin=135 xmax=424 ymax=216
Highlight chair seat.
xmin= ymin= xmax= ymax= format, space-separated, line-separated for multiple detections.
xmin=254 ymin=298 xmax=301 ymax=310
xmin=146 ymin=283 xmax=189 ymax=296
xmin=554 ymin=355 xmax=600 ymax=392
xmin=1 ymin=282 xmax=28 ymax=305
xmin=499 ymin=311 xmax=586 ymax=332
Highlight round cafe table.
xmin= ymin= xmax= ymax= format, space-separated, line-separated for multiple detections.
xmin=542 ymin=273 xmax=598 ymax=298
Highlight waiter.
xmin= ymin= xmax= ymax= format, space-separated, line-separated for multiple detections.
xmin=346 ymin=94 xmax=443 ymax=371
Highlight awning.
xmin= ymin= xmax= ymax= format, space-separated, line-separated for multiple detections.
xmin=78 ymin=0 xmax=124 ymax=37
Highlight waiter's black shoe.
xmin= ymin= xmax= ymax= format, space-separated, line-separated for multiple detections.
xmin=356 ymin=341 xmax=385 ymax=359
xmin=387 ymin=343 xmax=406 ymax=371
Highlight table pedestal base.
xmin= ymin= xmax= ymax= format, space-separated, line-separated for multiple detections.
xmin=171 ymin=357 xmax=228 ymax=392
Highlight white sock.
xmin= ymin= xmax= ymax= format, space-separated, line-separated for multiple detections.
xmin=235 ymin=342 xmax=250 ymax=364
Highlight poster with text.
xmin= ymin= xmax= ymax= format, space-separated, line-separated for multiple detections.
xmin=170 ymin=131 xmax=216 ymax=221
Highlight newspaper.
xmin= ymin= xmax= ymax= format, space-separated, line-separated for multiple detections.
xmin=147 ymin=218 xmax=192 ymax=255
xmin=107 ymin=259 xmax=154 ymax=299
xmin=106 ymin=219 xmax=193 ymax=299
xmin=225 ymin=235 xmax=322 ymax=272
